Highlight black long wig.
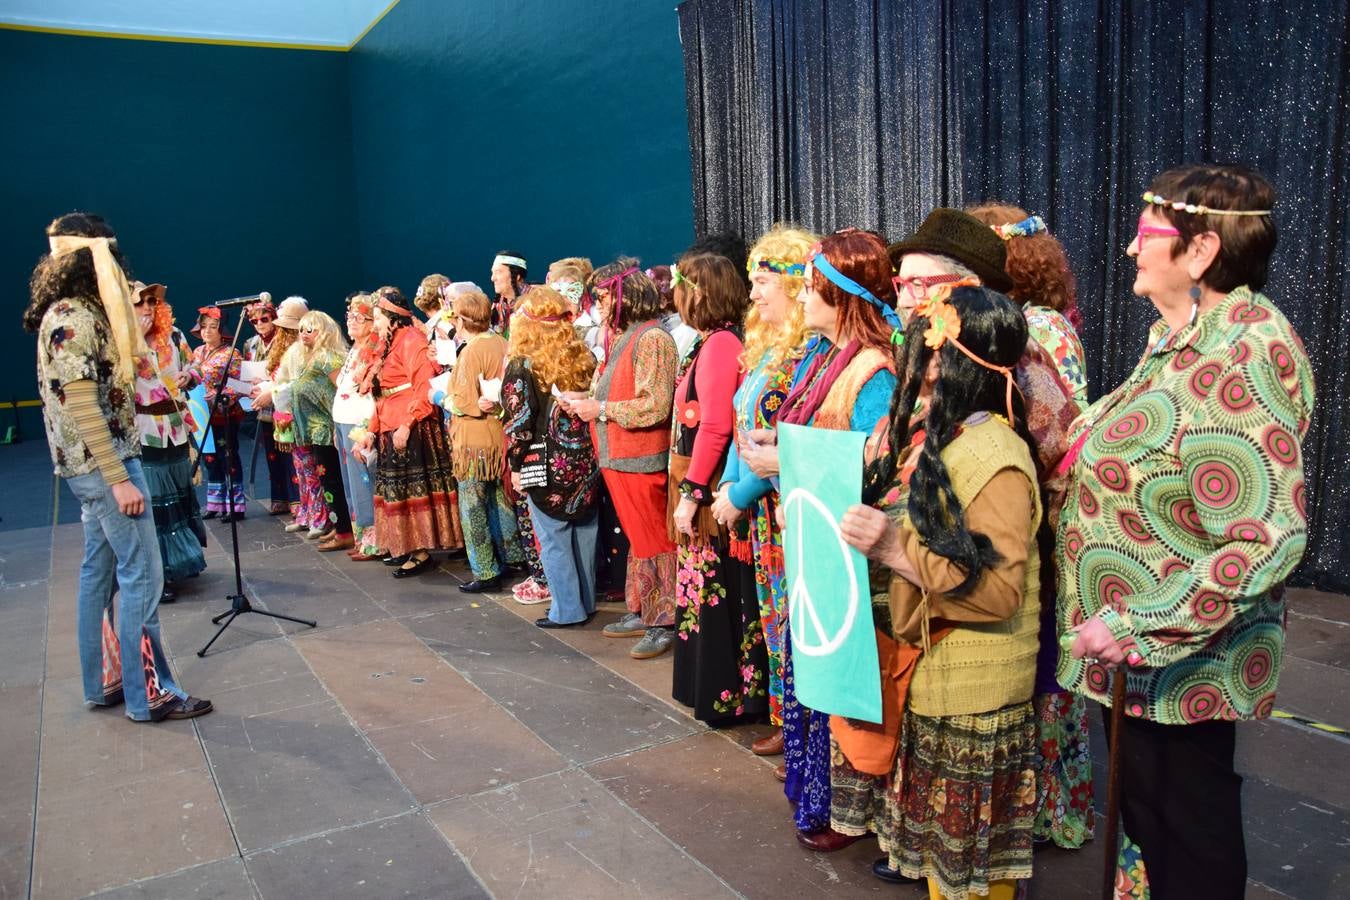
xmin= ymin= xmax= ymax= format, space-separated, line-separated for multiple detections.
xmin=23 ymin=212 xmax=128 ymax=333
xmin=862 ymin=285 xmax=1043 ymax=596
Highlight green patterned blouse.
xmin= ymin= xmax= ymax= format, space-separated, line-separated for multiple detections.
xmin=290 ymin=348 xmax=344 ymax=447
xmin=1057 ymin=286 xmax=1314 ymax=724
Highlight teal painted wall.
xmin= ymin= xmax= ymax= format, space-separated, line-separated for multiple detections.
xmin=347 ymin=0 xmax=694 ymax=291
xmin=0 ymin=29 xmax=361 ymax=434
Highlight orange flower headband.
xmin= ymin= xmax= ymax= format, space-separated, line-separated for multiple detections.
xmin=914 ymin=278 xmax=1018 ymax=424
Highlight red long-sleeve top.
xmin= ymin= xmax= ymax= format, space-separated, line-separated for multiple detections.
xmin=368 ymin=326 xmax=436 ymax=433
xmin=674 ymin=330 xmax=744 ymax=496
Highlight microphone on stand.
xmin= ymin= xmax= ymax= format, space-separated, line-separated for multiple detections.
xmin=214 ymin=291 xmax=272 ymax=308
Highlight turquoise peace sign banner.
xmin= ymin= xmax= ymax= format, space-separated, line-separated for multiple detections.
xmin=779 ymin=423 xmax=882 ymax=724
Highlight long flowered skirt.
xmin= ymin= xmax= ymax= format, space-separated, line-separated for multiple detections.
xmin=881 ymin=701 xmax=1038 ymax=900
xmin=202 ymin=416 xmax=245 ymax=514
xmin=373 ymin=417 xmax=463 ymax=557
xmin=141 ymin=444 xmax=207 ymax=583
xmin=748 ymin=494 xmax=787 ymax=725
xmin=671 ymin=542 xmax=768 ymax=724
xmin=781 ymin=617 xmax=832 ymax=833
xmin=1033 ymin=690 xmax=1095 ymax=848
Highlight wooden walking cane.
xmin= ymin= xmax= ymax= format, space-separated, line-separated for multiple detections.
xmin=1102 ymin=668 xmax=1128 ymax=900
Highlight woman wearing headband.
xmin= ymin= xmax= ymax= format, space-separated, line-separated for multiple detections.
xmin=361 ymin=286 xmax=464 ymax=577
xmin=966 ymin=203 xmax=1094 ymax=854
xmin=243 ymin=297 xmax=295 ymax=516
xmin=436 ymin=289 xmax=522 ymax=589
xmin=189 ymin=307 xmax=246 ymax=520
xmin=844 ymin=284 xmax=1045 ymax=900
xmin=132 ymin=282 xmax=206 ymax=594
xmin=502 ymin=287 xmax=600 ymax=627
xmin=1059 ymin=165 xmax=1313 ymax=899
xmin=490 ymin=251 xmax=529 ymax=333
xmin=742 ymin=229 xmax=899 ymax=849
xmin=710 ymin=224 xmax=816 ymax=756
xmin=666 ymin=253 xmax=767 ymax=724
xmin=563 ymin=259 xmax=679 ymax=660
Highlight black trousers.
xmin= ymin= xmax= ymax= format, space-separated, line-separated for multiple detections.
xmin=258 ymin=419 xmax=299 ymax=504
xmin=1105 ymin=711 xmax=1246 ymax=899
xmin=307 ymin=443 xmax=352 ymax=535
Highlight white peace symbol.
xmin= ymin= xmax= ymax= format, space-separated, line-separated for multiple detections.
xmin=783 ymin=487 xmax=860 ymax=657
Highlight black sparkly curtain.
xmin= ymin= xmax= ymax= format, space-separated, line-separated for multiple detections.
xmin=677 ymin=0 xmax=1350 ymax=591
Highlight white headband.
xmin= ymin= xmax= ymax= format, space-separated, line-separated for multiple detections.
xmin=48 ymin=235 xmax=148 ymax=385
xmin=493 ymin=255 xmax=527 ymax=270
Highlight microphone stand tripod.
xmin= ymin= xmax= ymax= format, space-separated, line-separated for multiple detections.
xmin=191 ymin=309 xmax=315 ymax=657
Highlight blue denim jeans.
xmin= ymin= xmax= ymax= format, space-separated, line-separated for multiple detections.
xmin=335 ymin=423 xmax=375 ymax=529
xmin=66 ymin=458 xmax=186 ymax=721
xmin=527 ymin=497 xmax=598 ymax=625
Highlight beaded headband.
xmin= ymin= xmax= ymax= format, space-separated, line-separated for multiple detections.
xmin=991 ymin=214 xmax=1047 ymax=240
xmin=493 ymin=254 xmax=527 ymax=269
xmin=747 ymin=256 xmax=807 ymax=276
xmin=1141 ymin=190 xmax=1271 ymax=217
xmin=548 ymin=279 xmax=585 ymax=304
xmin=913 ymin=282 xmax=1017 ymax=425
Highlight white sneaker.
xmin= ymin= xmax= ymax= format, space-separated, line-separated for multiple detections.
xmin=284 ymin=522 xmax=306 ymax=533
xmin=306 ymin=526 xmax=332 ymax=540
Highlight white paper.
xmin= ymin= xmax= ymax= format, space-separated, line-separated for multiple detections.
xmin=434 ymin=338 xmax=457 ymax=366
xmin=429 ymin=371 xmax=451 ymax=399
xmin=273 ymin=382 xmax=292 ymax=413
xmin=226 ymin=378 xmax=255 ymax=396
xmin=239 ymin=361 xmax=267 ymax=384
xmin=478 ymin=375 xmax=502 ymax=404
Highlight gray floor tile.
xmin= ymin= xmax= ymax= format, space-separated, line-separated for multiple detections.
xmin=408 ymin=604 xmax=696 ymax=764
xmin=246 ymin=813 xmax=486 ymax=900
xmin=197 ymin=698 xmax=416 ymax=852
xmin=90 ymin=857 xmax=257 ymax=900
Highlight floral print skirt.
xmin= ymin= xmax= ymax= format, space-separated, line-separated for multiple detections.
xmin=880 ymin=701 xmax=1037 ymax=900
xmin=671 ymin=542 xmax=768 ymax=725
xmin=1033 ymin=690 xmax=1095 ymax=848
xmin=291 ymin=446 xmax=329 ymax=529
xmin=749 ymin=496 xmax=787 ymax=725
xmin=373 ymin=418 xmax=463 ymax=557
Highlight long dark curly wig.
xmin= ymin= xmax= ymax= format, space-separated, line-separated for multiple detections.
xmin=862 ymin=285 xmax=1042 ymax=595
xmin=23 ymin=213 xmax=128 ymax=333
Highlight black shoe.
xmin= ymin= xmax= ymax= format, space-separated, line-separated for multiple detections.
xmin=458 ymin=577 xmax=501 ymax=594
xmin=392 ymin=555 xmax=435 ymax=579
xmin=203 ymin=510 xmax=219 ymax=519
xmin=871 ymin=857 xmax=919 ymax=885
xmin=535 ymin=616 xmax=587 ymax=629
xmin=220 ymin=512 xmax=244 ymax=523
xmin=381 ymin=553 xmax=411 ymax=567
xmin=159 ymin=588 xmax=177 ymax=604
xmin=164 ymin=696 xmax=214 ymax=720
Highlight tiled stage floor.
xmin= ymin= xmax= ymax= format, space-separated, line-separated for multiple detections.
xmin=1 ymin=438 xmax=1347 ymax=899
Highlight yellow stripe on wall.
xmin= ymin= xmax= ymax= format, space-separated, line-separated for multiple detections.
xmin=0 ymin=4 xmax=404 ymax=53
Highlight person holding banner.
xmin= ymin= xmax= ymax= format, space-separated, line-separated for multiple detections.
xmin=745 ymin=229 xmax=899 ymax=848
xmin=132 ymin=281 xmax=206 ymax=593
xmin=188 ymin=307 xmax=246 ymax=520
xmin=711 ymin=224 xmax=817 ymax=748
xmin=846 ymin=284 xmax=1045 ymax=900
xmin=666 ymin=253 xmax=769 ymax=724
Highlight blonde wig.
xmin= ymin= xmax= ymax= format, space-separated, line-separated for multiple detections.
xmin=507 ymin=286 xmax=596 ymax=393
xmin=741 ymin=224 xmax=817 ymax=371
xmin=297 ymin=310 xmax=348 ymax=367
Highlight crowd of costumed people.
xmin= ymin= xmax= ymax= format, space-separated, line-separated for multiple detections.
xmin=25 ymin=161 xmax=1313 ymax=900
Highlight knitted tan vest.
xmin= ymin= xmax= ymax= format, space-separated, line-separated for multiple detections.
xmin=908 ymin=418 xmax=1043 ymax=717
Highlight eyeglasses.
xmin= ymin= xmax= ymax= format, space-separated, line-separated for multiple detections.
xmin=132 ymin=297 xmax=157 ymax=307
xmin=892 ymin=272 xmax=964 ymax=299
xmin=252 ymin=315 xmax=274 ymax=324
xmin=1135 ymin=214 xmax=1181 ymax=248
xmin=301 ymin=326 xmax=318 ymax=334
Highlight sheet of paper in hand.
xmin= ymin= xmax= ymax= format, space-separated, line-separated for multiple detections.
xmin=778 ymin=422 xmax=881 ymax=723
xmin=478 ymin=376 xmax=502 ymax=403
